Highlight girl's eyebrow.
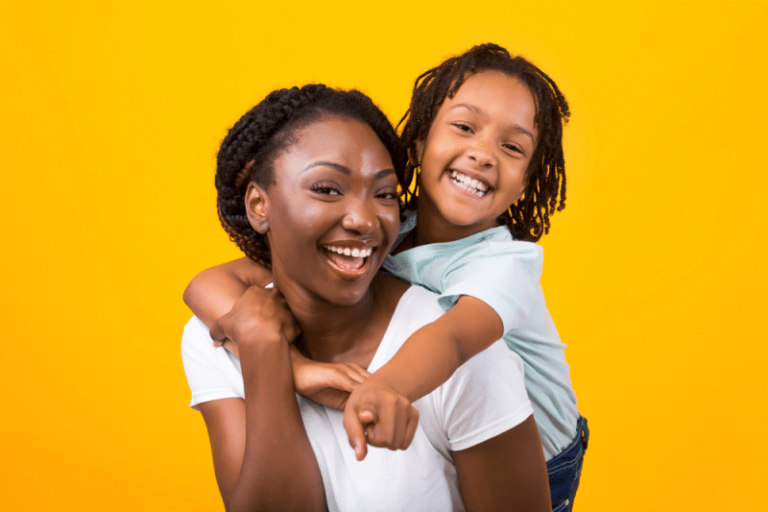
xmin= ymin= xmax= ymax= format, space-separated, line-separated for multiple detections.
xmin=451 ymin=103 xmax=485 ymax=117
xmin=450 ymin=103 xmax=535 ymax=143
xmin=302 ymin=161 xmax=396 ymax=179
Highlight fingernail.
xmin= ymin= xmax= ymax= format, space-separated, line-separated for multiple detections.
xmin=354 ymin=441 xmax=362 ymax=459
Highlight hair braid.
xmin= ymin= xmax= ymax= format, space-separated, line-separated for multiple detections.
xmin=214 ymin=84 xmax=403 ymax=268
xmin=215 ymin=84 xmax=329 ymax=267
xmin=399 ymin=43 xmax=570 ymax=242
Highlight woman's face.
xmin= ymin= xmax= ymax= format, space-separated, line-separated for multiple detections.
xmin=247 ymin=116 xmax=400 ymax=307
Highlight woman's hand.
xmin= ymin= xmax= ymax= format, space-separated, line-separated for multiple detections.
xmin=291 ymin=346 xmax=370 ymax=410
xmin=210 ymin=285 xmax=300 ymax=349
xmin=342 ymin=377 xmax=420 ymax=461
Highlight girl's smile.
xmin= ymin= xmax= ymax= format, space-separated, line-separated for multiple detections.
xmin=414 ymin=71 xmax=538 ymax=244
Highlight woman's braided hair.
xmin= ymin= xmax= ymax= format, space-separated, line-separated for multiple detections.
xmin=399 ymin=43 xmax=570 ymax=242
xmin=216 ymin=84 xmax=404 ymax=268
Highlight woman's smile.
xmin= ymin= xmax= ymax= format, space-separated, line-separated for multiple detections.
xmin=253 ymin=116 xmax=400 ymax=306
xmin=322 ymin=242 xmax=378 ymax=277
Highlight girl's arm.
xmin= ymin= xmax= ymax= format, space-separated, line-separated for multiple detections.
xmin=185 ymin=258 xmax=370 ymax=409
xmin=194 ymin=286 xmax=326 ymax=512
xmin=453 ymin=415 xmax=551 ymax=512
xmin=183 ymin=257 xmax=270 ymax=329
xmin=344 ymin=296 xmax=502 ymax=458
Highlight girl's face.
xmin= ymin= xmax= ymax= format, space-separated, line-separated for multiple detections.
xmin=415 ymin=71 xmax=538 ymax=242
xmin=247 ymin=116 xmax=400 ymax=307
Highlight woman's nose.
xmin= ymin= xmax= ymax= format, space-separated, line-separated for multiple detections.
xmin=341 ymin=199 xmax=379 ymax=234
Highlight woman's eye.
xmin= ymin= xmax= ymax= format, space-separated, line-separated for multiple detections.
xmin=376 ymin=190 xmax=399 ymax=200
xmin=311 ymin=184 xmax=342 ymax=195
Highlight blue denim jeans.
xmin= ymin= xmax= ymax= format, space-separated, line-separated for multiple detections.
xmin=548 ymin=416 xmax=589 ymax=512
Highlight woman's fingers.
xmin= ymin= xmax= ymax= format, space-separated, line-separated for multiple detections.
xmin=221 ymin=339 xmax=240 ymax=359
xmin=332 ymin=364 xmax=371 ymax=391
xmin=209 ymin=318 xmax=228 ymax=343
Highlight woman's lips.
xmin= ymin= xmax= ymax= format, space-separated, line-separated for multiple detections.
xmin=322 ymin=244 xmax=376 ymax=276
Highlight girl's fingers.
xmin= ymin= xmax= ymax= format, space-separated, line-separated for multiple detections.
xmin=342 ymin=404 xmax=370 ymax=461
xmin=403 ymin=405 xmax=420 ymax=450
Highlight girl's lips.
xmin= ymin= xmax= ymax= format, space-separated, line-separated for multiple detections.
xmin=447 ymin=170 xmax=492 ymax=198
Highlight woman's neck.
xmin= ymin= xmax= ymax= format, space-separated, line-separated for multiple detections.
xmin=277 ymin=273 xmax=408 ymax=369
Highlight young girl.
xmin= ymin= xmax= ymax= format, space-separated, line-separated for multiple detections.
xmin=185 ymin=43 xmax=586 ymax=511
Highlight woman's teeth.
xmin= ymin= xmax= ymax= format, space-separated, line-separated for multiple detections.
xmin=323 ymin=246 xmax=373 ymax=258
xmin=450 ymin=171 xmax=489 ymax=197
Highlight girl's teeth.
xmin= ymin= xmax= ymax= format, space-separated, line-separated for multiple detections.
xmin=352 ymin=248 xmax=360 ymax=257
xmin=450 ymin=171 xmax=488 ymax=196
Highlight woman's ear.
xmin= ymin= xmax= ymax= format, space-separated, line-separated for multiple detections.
xmin=245 ymin=182 xmax=270 ymax=234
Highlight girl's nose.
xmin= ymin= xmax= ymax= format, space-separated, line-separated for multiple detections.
xmin=341 ymin=199 xmax=379 ymax=234
xmin=467 ymin=142 xmax=495 ymax=168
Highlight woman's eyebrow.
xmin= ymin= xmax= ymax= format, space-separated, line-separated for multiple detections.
xmin=302 ymin=161 xmax=351 ymax=174
xmin=374 ymin=168 xmax=396 ymax=180
xmin=302 ymin=162 xmax=396 ymax=180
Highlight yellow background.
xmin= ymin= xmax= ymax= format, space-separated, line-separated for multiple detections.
xmin=2 ymin=1 xmax=766 ymax=510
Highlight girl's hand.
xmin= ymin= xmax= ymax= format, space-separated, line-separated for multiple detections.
xmin=291 ymin=346 xmax=370 ymax=410
xmin=342 ymin=379 xmax=420 ymax=461
xmin=209 ymin=285 xmax=300 ymax=349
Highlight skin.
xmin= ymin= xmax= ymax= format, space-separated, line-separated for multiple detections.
xmin=196 ymin=116 xmax=414 ymax=511
xmin=185 ymin=72 xmax=547 ymax=463
xmin=344 ymin=70 xmax=543 ymax=458
xmin=412 ymin=71 xmax=538 ymax=246
xmin=190 ymin=114 xmax=551 ymax=511
xmin=185 ymin=259 xmax=372 ymax=410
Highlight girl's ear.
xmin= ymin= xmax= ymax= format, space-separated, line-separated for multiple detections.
xmin=245 ymin=182 xmax=270 ymax=234
xmin=408 ymin=140 xmax=426 ymax=168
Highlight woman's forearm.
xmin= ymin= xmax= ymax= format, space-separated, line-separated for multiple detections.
xmin=228 ymin=337 xmax=325 ymax=512
xmin=201 ymin=286 xmax=324 ymax=512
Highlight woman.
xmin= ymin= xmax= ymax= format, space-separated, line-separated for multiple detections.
xmin=181 ymin=84 xmax=551 ymax=511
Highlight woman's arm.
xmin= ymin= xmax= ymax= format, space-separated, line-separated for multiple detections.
xmin=185 ymin=258 xmax=370 ymax=409
xmin=344 ymin=296 xmax=502 ymax=458
xmin=453 ymin=415 xmax=551 ymax=512
xmin=194 ymin=286 xmax=326 ymax=512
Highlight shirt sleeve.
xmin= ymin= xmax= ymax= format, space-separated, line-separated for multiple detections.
xmin=180 ymin=316 xmax=243 ymax=409
xmin=438 ymin=238 xmax=544 ymax=334
xmin=430 ymin=340 xmax=533 ymax=452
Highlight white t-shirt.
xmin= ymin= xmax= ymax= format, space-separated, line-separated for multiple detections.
xmin=182 ymin=285 xmax=533 ymax=512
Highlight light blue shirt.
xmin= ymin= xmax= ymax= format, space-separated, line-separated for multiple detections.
xmin=383 ymin=214 xmax=579 ymax=460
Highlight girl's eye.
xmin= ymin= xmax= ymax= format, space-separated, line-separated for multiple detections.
xmin=503 ymin=143 xmax=524 ymax=155
xmin=452 ymin=123 xmax=473 ymax=133
xmin=311 ymin=183 xmax=342 ymax=195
